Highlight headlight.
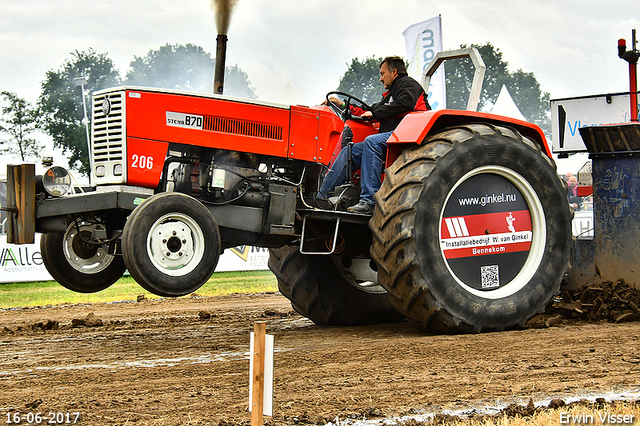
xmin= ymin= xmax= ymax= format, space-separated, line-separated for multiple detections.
xmin=42 ymin=166 xmax=72 ymax=197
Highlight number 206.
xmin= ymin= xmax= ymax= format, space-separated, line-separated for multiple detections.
xmin=131 ymin=154 xmax=154 ymax=169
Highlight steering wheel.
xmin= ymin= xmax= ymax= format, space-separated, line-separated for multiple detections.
xmin=325 ymin=91 xmax=372 ymax=122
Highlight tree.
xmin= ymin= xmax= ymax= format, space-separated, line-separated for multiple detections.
xmin=444 ymin=43 xmax=509 ymax=111
xmin=0 ymin=91 xmax=43 ymax=161
xmin=224 ymin=65 xmax=256 ymax=99
xmin=39 ymin=49 xmax=121 ymax=176
xmin=508 ymin=69 xmax=551 ymax=131
xmin=336 ymin=56 xmax=385 ymax=104
xmin=444 ymin=43 xmax=551 ymax=136
xmin=124 ymin=43 xmax=256 ymax=98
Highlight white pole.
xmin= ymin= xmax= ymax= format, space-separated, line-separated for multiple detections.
xmin=80 ymin=85 xmax=92 ymax=185
xmin=73 ymin=77 xmax=92 ymax=185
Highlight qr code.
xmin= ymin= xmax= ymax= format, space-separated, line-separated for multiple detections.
xmin=481 ymin=265 xmax=500 ymax=288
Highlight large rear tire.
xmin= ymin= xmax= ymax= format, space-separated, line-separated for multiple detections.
xmin=41 ymin=221 xmax=126 ymax=293
xmin=268 ymin=245 xmax=403 ymax=326
xmin=370 ymin=123 xmax=572 ymax=333
xmin=122 ymin=192 xmax=221 ymax=297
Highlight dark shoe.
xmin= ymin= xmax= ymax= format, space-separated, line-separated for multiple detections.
xmin=347 ymin=201 xmax=374 ymax=214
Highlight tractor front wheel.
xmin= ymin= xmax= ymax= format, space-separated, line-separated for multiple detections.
xmin=122 ymin=192 xmax=221 ymax=297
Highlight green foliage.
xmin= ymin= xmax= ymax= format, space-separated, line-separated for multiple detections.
xmin=444 ymin=42 xmax=551 ymax=136
xmin=0 ymin=91 xmax=43 ymax=161
xmin=224 ymin=64 xmax=257 ymax=99
xmin=38 ymin=49 xmax=121 ymax=177
xmin=125 ymin=43 xmax=215 ymax=92
xmin=509 ymin=69 xmax=551 ymax=131
xmin=124 ymin=43 xmax=256 ymax=98
xmin=336 ymin=56 xmax=385 ymax=104
xmin=444 ymin=43 xmax=509 ymax=111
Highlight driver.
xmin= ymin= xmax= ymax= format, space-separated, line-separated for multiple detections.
xmin=319 ymin=56 xmax=430 ymax=214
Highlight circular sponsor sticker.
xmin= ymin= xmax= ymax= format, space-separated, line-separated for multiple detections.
xmin=440 ymin=173 xmax=532 ymax=291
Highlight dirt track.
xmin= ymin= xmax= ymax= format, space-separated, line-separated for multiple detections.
xmin=1 ymin=292 xmax=640 ymax=425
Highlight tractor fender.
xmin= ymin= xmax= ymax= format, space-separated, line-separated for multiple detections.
xmin=385 ymin=110 xmax=550 ymax=167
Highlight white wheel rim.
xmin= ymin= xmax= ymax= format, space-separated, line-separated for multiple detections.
xmin=63 ymin=222 xmax=115 ymax=274
xmin=438 ymin=166 xmax=546 ymax=299
xmin=147 ymin=213 xmax=206 ymax=277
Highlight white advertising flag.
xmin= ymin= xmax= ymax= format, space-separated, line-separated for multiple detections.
xmin=403 ymin=16 xmax=445 ymax=110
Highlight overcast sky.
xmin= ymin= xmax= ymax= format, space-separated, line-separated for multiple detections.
xmin=0 ymin=0 xmax=638 ymax=171
xmin=2 ymin=0 xmax=639 ymax=106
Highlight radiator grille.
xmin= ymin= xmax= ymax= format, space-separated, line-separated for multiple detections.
xmin=92 ymin=91 xmax=125 ymax=163
xmin=204 ymin=116 xmax=283 ymax=140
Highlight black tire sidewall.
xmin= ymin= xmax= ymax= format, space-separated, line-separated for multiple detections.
xmin=122 ymin=193 xmax=221 ymax=297
xmin=413 ymin=132 xmax=572 ymax=329
xmin=41 ymin=229 xmax=125 ymax=293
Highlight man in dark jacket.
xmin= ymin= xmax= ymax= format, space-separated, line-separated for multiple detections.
xmin=567 ymin=175 xmax=582 ymax=211
xmin=319 ymin=56 xmax=430 ymax=213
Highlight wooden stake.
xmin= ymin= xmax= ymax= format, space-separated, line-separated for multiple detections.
xmin=251 ymin=321 xmax=266 ymax=426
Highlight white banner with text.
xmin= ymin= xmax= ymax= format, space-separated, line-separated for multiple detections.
xmin=403 ymin=16 xmax=446 ymax=110
xmin=0 ymin=235 xmax=269 ymax=284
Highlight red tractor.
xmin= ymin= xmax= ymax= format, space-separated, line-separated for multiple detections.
xmin=6 ymin=49 xmax=572 ymax=333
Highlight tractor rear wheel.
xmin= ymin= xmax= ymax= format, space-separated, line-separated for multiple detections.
xmin=370 ymin=123 xmax=572 ymax=333
xmin=268 ymin=245 xmax=403 ymax=325
xmin=122 ymin=192 xmax=221 ymax=297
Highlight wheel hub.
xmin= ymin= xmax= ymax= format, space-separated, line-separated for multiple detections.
xmin=333 ymin=257 xmax=386 ymax=294
xmin=166 ymin=236 xmax=183 ymax=253
xmin=71 ymin=231 xmax=99 ymax=259
xmin=150 ymin=221 xmax=195 ymax=269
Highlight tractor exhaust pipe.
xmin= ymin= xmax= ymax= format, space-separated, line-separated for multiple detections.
xmin=214 ymin=34 xmax=227 ymax=95
xmin=211 ymin=0 xmax=236 ymax=95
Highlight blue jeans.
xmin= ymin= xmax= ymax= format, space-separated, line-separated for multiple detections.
xmin=319 ymin=131 xmax=393 ymax=205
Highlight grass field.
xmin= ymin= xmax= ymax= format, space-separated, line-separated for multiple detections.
xmin=0 ymin=270 xmax=278 ymax=309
